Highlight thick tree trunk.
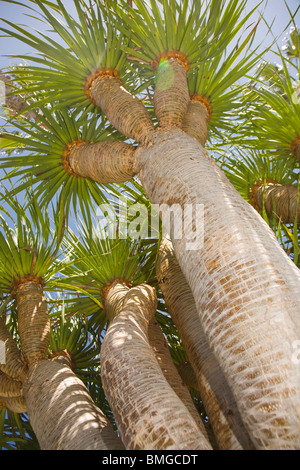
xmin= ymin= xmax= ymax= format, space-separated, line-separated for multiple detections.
xmin=90 ymin=76 xmax=155 ymax=145
xmin=101 ymin=282 xmax=212 ymax=450
xmin=68 ymin=140 xmax=136 ymax=183
xmin=252 ymin=182 xmax=300 ymax=224
xmin=135 ymin=128 xmax=300 ymax=450
xmin=156 ymin=236 xmax=254 ymax=450
xmin=15 ymin=281 xmax=50 ymax=365
xmin=23 ymin=358 xmax=124 ymax=450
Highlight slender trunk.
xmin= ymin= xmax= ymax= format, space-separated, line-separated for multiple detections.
xmin=101 ymin=282 xmax=212 ymax=450
xmin=0 ymin=318 xmax=26 ymax=380
xmin=156 ymin=236 xmax=254 ymax=450
xmin=104 ymin=282 xmax=208 ymax=439
xmin=181 ymin=100 xmax=209 ymax=146
xmin=90 ymin=76 xmax=155 ymax=145
xmin=147 ymin=317 xmax=209 ymax=441
xmin=0 ymin=371 xmax=22 ymax=397
xmin=68 ymin=140 xmax=136 ymax=183
xmin=154 ymin=59 xmax=190 ymax=128
xmin=23 ymin=358 xmax=124 ymax=450
xmin=15 ymin=281 xmax=50 ymax=365
xmin=177 ymin=361 xmax=199 ymax=390
xmin=252 ymin=181 xmax=300 ymax=224
xmin=0 ymin=395 xmax=26 ymax=413
xmin=0 ymin=319 xmax=27 ymax=413
xmin=103 ymin=280 xmax=130 ymax=320
xmin=14 ymin=280 xmax=123 ymax=450
xmin=135 ymin=128 xmax=300 ymax=449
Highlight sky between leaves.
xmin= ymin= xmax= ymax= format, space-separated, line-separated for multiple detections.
xmin=0 ymin=0 xmax=300 ymax=72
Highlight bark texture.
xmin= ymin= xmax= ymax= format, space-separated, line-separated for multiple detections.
xmin=177 ymin=361 xmax=199 ymax=390
xmin=0 ymin=318 xmax=26 ymax=380
xmin=0 ymin=318 xmax=27 ymax=413
xmin=69 ymin=140 xmax=136 ymax=183
xmin=90 ymin=76 xmax=155 ymax=145
xmin=182 ymin=100 xmax=209 ymax=146
xmin=156 ymin=236 xmax=254 ymax=450
xmin=253 ymin=182 xmax=300 ymax=224
xmin=0 ymin=395 xmax=26 ymax=413
xmin=135 ymin=128 xmax=300 ymax=450
xmin=103 ymin=280 xmax=130 ymax=321
xmin=15 ymin=281 xmax=50 ymax=365
xmin=154 ymin=59 xmax=190 ymax=128
xmin=101 ymin=282 xmax=212 ymax=450
xmin=0 ymin=371 xmax=23 ymax=397
xmin=23 ymin=359 xmax=124 ymax=450
xmin=147 ymin=317 xmax=209 ymax=441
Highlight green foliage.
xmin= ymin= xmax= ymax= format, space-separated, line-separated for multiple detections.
xmin=241 ymin=43 xmax=300 ymax=159
xmin=0 ymin=190 xmax=64 ymax=294
xmin=0 ymin=0 xmax=128 ymax=111
xmin=0 ymin=409 xmax=39 ymax=450
xmin=0 ymin=107 xmax=125 ymax=222
xmin=223 ymin=148 xmax=297 ymax=203
xmin=58 ymin=207 xmax=158 ymax=302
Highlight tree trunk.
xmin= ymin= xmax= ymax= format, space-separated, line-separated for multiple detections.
xmin=68 ymin=140 xmax=136 ymax=183
xmin=0 ymin=318 xmax=27 ymax=413
xmin=101 ymin=282 xmax=212 ymax=450
xmin=90 ymin=76 xmax=155 ymax=145
xmin=182 ymin=99 xmax=209 ymax=146
xmin=0 ymin=318 xmax=26 ymax=380
xmin=12 ymin=280 xmax=123 ymax=450
xmin=177 ymin=361 xmax=199 ymax=390
xmin=23 ymin=358 xmax=124 ymax=450
xmin=0 ymin=395 xmax=26 ymax=413
xmin=252 ymin=181 xmax=300 ymax=224
xmin=0 ymin=371 xmax=22 ymax=397
xmin=15 ymin=281 xmax=50 ymax=365
xmin=147 ymin=317 xmax=209 ymax=442
xmin=156 ymin=236 xmax=254 ymax=450
xmin=154 ymin=59 xmax=190 ymax=128
xmin=135 ymin=128 xmax=300 ymax=449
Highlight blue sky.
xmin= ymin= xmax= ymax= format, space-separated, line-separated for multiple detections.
xmin=0 ymin=0 xmax=299 ymax=72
